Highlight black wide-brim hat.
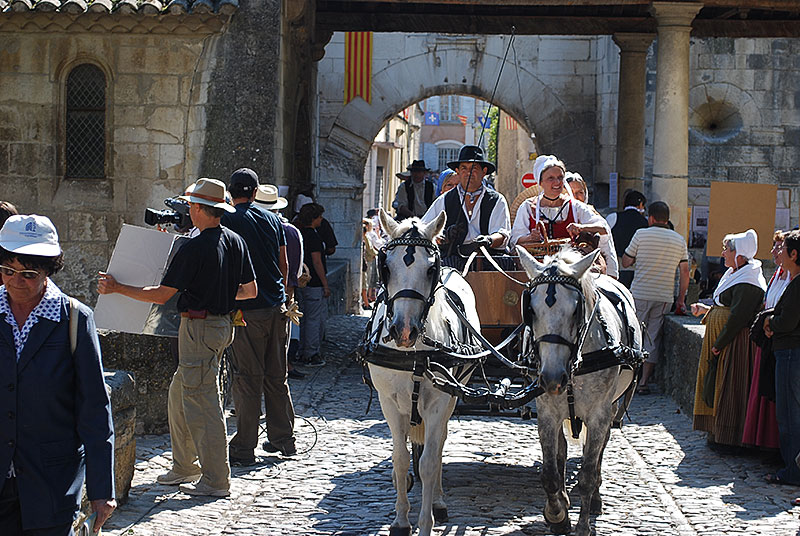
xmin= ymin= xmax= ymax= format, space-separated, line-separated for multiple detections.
xmin=447 ymin=145 xmax=496 ymax=174
xmin=407 ymin=159 xmax=430 ymax=172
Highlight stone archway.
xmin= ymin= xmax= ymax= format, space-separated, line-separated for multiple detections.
xmin=316 ymin=33 xmax=601 ymax=311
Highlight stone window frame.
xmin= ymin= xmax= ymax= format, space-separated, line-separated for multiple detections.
xmin=56 ymin=58 xmax=114 ymax=181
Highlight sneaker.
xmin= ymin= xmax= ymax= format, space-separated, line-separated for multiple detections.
xmin=156 ymin=470 xmax=201 ymax=485
xmin=262 ymin=441 xmax=297 ymax=457
xmin=179 ymin=480 xmax=230 ymax=497
xmin=288 ymin=368 xmax=306 ymax=380
xmin=229 ymin=452 xmax=257 ymax=467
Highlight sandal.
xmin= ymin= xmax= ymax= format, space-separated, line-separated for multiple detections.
xmin=765 ymin=473 xmax=800 ymax=486
xmin=636 ymin=385 xmax=651 ymax=395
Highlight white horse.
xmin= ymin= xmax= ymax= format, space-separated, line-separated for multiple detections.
xmin=364 ymin=209 xmax=481 ymax=536
xmin=516 ymin=246 xmax=642 ymax=536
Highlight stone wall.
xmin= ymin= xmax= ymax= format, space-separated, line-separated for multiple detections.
xmin=0 ymin=19 xmax=222 ymax=304
xmin=659 ymin=314 xmax=705 ymax=415
xmin=99 ymin=331 xmax=176 ymax=434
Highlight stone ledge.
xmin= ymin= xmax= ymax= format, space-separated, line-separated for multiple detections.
xmin=659 ymin=314 xmax=705 ymax=415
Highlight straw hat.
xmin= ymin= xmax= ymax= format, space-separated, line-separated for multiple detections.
xmin=254 ymin=184 xmax=288 ymax=210
xmin=510 ymin=184 xmax=543 ymax=220
xmin=179 ymin=178 xmax=235 ymax=213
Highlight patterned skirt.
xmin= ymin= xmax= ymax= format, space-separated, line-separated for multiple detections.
xmin=693 ymin=306 xmax=757 ymax=446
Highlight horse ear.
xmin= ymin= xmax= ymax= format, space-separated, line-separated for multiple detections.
xmin=379 ymin=208 xmax=400 ymax=238
xmin=516 ymin=245 xmax=545 ymax=279
xmin=422 ymin=211 xmax=447 ymax=240
xmin=566 ymin=249 xmax=599 ymax=279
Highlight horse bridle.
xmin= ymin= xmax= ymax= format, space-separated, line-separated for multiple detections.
xmin=378 ymin=232 xmax=442 ymax=328
xmin=523 ymin=267 xmax=588 ymax=369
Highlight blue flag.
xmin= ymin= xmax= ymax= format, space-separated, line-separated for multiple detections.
xmin=425 ymin=111 xmax=440 ymax=125
xmin=477 ymin=115 xmax=492 ymax=129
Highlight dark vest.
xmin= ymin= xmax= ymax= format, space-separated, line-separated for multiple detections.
xmin=443 ymin=187 xmax=500 ymax=245
xmin=404 ymin=179 xmax=435 ymax=216
xmin=611 ymin=209 xmax=648 ymax=256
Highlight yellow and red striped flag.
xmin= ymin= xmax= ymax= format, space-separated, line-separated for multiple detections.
xmin=344 ymin=32 xmax=373 ymax=105
xmin=505 ymin=116 xmax=518 ymax=130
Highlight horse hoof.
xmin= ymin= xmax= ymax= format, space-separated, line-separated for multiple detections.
xmin=433 ymin=505 xmax=449 ymax=522
xmin=544 ymin=510 xmax=571 ymax=535
xmin=406 ymin=473 xmax=414 ymax=492
xmin=589 ymin=496 xmax=603 ymax=515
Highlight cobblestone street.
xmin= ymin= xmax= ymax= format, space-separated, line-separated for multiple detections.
xmin=105 ymin=315 xmax=800 ymax=536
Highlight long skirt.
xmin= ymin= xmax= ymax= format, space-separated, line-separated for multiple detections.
xmin=741 ymin=346 xmax=780 ymax=448
xmin=693 ymin=306 xmax=757 ymax=446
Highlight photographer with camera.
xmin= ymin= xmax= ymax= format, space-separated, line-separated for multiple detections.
xmin=420 ymin=145 xmax=510 ymax=270
xmin=221 ymin=169 xmax=298 ymax=462
xmin=98 ymin=178 xmax=257 ymax=498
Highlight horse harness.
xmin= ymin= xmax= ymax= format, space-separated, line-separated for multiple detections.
xmin=522 ymin=265 xmax=647 ymax=438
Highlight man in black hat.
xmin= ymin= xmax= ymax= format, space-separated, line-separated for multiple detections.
xmin=420 ymin=145 xmax=510 ymax=268
xmin=392 ymin=160 xmax=436 ymax=220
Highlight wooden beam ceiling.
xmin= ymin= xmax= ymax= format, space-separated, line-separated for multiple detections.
xmin=316 ymin=1 xmax=800 ymax=37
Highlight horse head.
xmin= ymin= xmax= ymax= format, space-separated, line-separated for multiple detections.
xmin=516 ymin=246 xmax=599 ymax=395
xmin=378 ymin=208 xmax=447 ymax=348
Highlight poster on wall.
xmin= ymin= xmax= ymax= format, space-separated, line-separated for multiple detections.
xmin=776 ymin=188 xmax=791 ymax=231
xmin=707 ymin=182 xmax=777 ymax=260
xmin=690 ymin=206 xmax=709 ymax=249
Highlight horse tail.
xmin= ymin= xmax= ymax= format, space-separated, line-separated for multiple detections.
xmin=409 ymin=421 xmax=425 ymax=445
xmin=562 ymin=419 xmax=587 ymax=446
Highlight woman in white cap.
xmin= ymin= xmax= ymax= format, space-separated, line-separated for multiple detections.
xmin=510 ymin=156 xmax=618 ymax=276
xmin=691 ymin=229 xmax=766 ymax=452
xmin=0 ymin=214 xmax=116 ymax=535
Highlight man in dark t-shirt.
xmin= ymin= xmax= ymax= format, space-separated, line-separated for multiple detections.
xmin=98 ymin=178 xmax=256 ymax=498
xmin=296 ymin=203 xmax=329 ymax=367
xmin=222 ymin=169 xmax=297 ymax=462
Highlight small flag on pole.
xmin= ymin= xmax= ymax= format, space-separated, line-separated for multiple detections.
xmin=477 ymin=115 xmax=492 ymax=129
xmin=505 ymin=116 xmax=518 ymax=130
xmin=425 ymin=111 xmax=440 ymax=125
xmin=402 ymin=107 xmax=409 ymax=121
xmin=456 ymin=115 xmax=468 ymax=126
xmin=344 ymin=32 xmax=373 ymax=105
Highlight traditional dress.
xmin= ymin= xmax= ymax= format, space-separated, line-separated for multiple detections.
xmin=693 ymin=258 xmax=766 ymax=446
xmin=742 ymin=268 xmax=789 ymax=448
xmin=510 ymin=195 xmax=620 ymax=278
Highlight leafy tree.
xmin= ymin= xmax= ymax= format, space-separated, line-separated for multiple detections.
xmin=485 ymin=106 xmax=500 ymax=166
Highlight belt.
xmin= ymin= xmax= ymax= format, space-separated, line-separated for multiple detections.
xmin=179 ymin=310 xmax=228 ymax=319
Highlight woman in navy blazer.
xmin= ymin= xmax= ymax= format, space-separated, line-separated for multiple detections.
xmin=0 ymin=215 xmax=115 ymax=536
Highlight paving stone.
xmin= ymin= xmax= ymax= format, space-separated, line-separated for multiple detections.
xmin=103 ymin=314 xmax=800 ymax=535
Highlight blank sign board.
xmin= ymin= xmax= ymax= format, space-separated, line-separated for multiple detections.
xmin=94 ymin=224 xmax=187 ymax=336
xmin=707 ymin=182 xmax=777 ymax=259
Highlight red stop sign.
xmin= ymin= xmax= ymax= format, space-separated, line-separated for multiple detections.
xmin=521 ymin=172 xmax=536 ymax=189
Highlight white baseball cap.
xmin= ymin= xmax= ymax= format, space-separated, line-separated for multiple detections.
xmin=0 ymin=214 xmax=62 ymax=257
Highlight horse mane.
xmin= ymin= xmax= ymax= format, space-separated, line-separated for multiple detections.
xmin=544 ymin=247 xmax=598 ymax=314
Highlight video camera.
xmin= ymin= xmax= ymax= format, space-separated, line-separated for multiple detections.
xmin=144 ymin=197 xmax=192 ymax=233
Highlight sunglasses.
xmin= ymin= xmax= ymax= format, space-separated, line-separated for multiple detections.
xmin=0 ymin=265 xmax=42 ymax=280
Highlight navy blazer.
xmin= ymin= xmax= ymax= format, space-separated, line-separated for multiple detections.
xmin=0 ymin=294 xmax=115 ymax=530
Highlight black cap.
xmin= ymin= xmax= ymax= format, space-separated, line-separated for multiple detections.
xmin=229 ymin=168 xmax=259 ymax=192
xmin=447 ymin=145 xmax=496 ymax=174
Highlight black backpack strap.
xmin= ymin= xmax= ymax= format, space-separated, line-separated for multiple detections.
xmin=479 ymin=189 xmax=500 ymax=236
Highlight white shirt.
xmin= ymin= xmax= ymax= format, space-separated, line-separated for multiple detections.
xmin=606 ymin=206 xmax=643 ymax=229
xmin=510 ymin=196 xmax=619 ymax=278
xmin=421 ymin=188 xmax=511 ymax=247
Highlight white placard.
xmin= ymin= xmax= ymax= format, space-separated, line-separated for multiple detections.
xmin=94 ymin=225 xmax=185 ymax=335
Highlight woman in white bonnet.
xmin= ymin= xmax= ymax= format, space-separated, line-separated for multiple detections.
xmin=510 ymin=156 xmax=619 ymax=277
xmin=691 ymin=229 xmax=766 ymax=452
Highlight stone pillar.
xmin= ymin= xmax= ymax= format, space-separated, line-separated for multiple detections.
xmin=649 ymin=2 xmax=702 ymax=239
xmin=612 ymin=33 xmax=654 ymax=208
